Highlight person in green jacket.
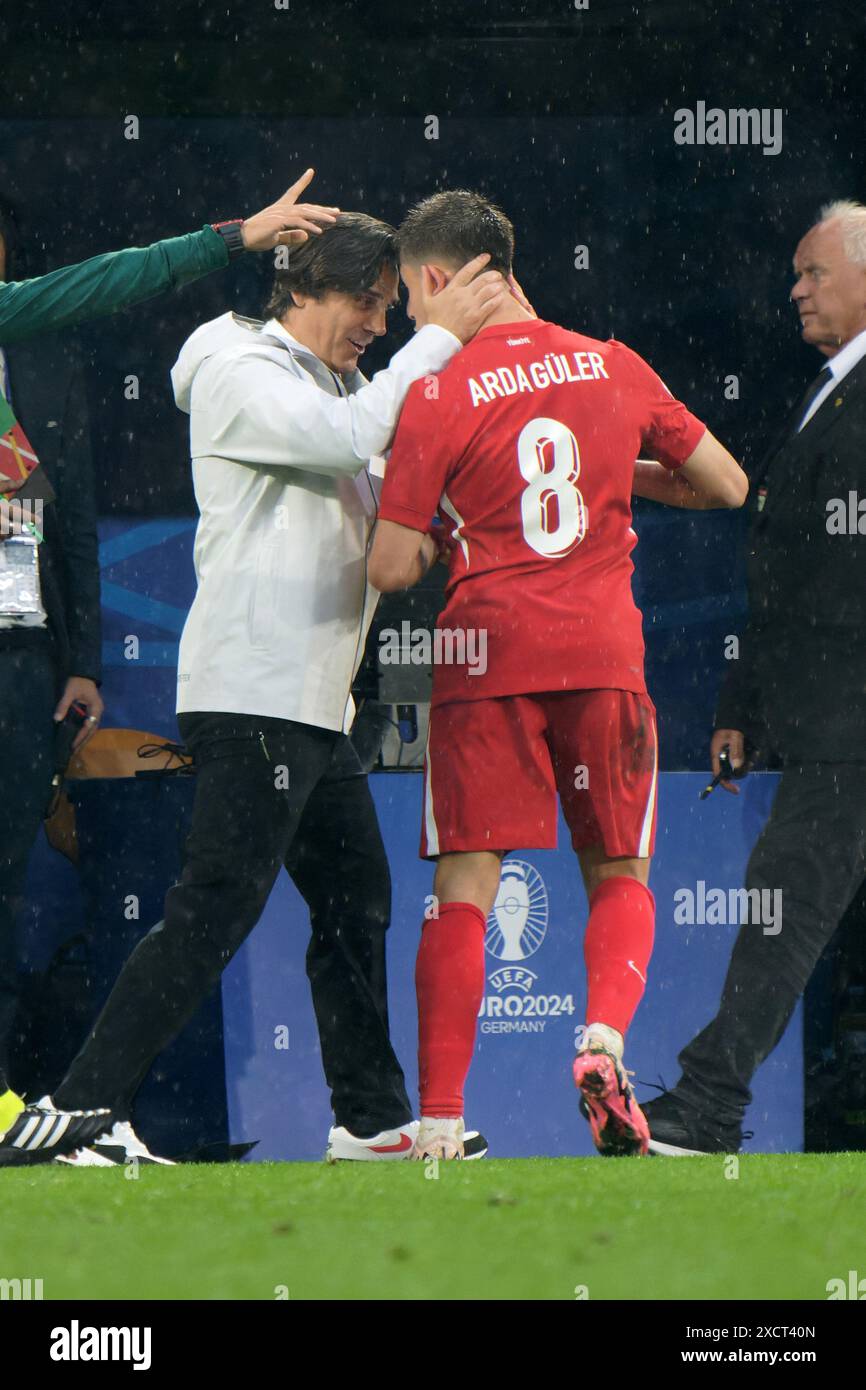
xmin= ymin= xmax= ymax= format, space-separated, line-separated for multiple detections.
xmin=0 ymin=167 xmax=338 ymax=1165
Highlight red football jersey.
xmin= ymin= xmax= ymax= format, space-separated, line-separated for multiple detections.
xmin=377 ymin=319 xmax=706 ymax=706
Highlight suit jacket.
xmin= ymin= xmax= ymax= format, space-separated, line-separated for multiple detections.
xmin=5 ymin=332 xmax=101 ymax=683
xmin=715 ymin=353 xmax=866 ymax=762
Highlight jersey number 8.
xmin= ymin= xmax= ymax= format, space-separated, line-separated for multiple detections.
xmin=517 ymin=416 xmax=587 ymax=559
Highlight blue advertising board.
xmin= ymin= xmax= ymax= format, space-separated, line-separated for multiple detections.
xmin=221 ymin=769 xmax=799 ymax=1160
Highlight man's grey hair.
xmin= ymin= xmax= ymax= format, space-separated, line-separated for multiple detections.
xmin=818 ymin=200 xmax=866 ymax=266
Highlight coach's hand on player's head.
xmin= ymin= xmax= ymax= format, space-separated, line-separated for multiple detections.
xmin=420 ymin=253 xmax=509 ymax=343
xmin=710 ymin=728 xmax=747 ymax=793
xmin=241 ymin=168 xmax=341 ymax=251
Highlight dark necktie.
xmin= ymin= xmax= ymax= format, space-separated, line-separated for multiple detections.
xmin=793 ymin=364 xmax=833 ymax=431
xmin=755 ymin=364 xmax=834 ymax=509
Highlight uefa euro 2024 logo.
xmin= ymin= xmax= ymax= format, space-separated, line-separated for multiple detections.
xmin=485 ymin=860 xmax=549 ymax=961
xmin=479 ymin=860 xmax=574 ymax=1028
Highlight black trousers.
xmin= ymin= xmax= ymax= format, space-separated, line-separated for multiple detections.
xmin=674 ymin=762 xmax=866 ymax=1127
xmin=56 ymin=711 xmax=412 ymax=1137
xmin=0 ymin=632 xmax=60 ymax=1091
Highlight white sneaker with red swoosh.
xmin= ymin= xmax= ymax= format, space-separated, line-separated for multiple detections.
xmin=325 ymin=1117 xmax=489 ymax=1162
xmin=326 ymin=1121 xmax=419 ymax=1162
xmin=326 ymin=1122 xmax=489 ymax=1161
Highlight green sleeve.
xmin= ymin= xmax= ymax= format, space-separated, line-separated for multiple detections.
xmin=0 ymin=226 xmax=229 ymax=346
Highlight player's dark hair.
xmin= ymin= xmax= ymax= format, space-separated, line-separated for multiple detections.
xmin=264 ymin=212 xmax=398 ymax=319
xmin=396 ymin=190 xmax=514 ymax=277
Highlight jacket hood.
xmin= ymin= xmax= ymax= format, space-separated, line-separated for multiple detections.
xmin=171 ymin=311 xmax=265 ymax=413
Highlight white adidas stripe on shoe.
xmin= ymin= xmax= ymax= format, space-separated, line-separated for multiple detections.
xmin=0 ymin=1096 xmax=111 ymax=1167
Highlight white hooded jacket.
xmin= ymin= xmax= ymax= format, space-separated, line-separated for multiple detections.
xmin=170 ymin=311 xmax=460 ymax=732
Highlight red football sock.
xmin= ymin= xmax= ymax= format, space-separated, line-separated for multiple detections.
xmin=583 ymin=876 xmax=655 ymax=1038
xmin=415 ymin=901 xmax=487 ymax=1117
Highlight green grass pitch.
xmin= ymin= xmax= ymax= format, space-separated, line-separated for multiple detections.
xmin=1 ymin=1153 xmax=862 ymax=1300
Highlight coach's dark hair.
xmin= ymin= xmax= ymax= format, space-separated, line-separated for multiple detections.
xmin=264 ymin=211 xmax=398 ymax=319
xmin=396 ymin=190 xmax=514 ymax=277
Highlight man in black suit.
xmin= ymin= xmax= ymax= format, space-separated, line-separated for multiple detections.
xmin=0 ymin=200 xmax=103 ymax=1092
xmin=644 ymin=199 xmax=866 ymax=1154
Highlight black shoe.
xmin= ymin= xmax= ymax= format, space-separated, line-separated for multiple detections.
xmin=641 ymin=1089 xmax=744 ymax=1155
xmin=463 ymin=1130 xmax=489 ymax=1160
xmin=0 ymin=1095 xmax=112 ymax=1167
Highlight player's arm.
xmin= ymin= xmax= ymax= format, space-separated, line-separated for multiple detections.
xmin=633 ymin=458 xmax=704 ymax=507
xmin=198 ymin=335 xmax=459 ymax=477
xmin=368 ymin=520 xmax=437 ymax=591
xmin=370 ymin=371 xmax=456 ymax=589
xmin=625 ymin=343 xmax=747 ymax=510
xmin=634 ymin=430 xmax=748 ymax=510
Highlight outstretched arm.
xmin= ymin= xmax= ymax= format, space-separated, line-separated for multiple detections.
xmin=0 ymin=168 xmax=339 ymax=346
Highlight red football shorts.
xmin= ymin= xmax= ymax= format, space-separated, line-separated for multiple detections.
xmin=421 ymin=689 xmax=658 ymax=860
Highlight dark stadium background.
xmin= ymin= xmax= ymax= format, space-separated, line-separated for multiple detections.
xmin=1 ymin=0 xmax=863 ymax=767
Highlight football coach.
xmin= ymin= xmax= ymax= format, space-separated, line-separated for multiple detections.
xmin=0 ymin=168 xmax=341 ymax=1164
xmin=44 ymin=215 xmax=506 ymax=1165
xmin=643 ymin=200 xmax=866 ymax=1155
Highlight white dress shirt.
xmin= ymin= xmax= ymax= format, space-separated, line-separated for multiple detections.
xmin=171 ymin=312 xmax=460 ymax=732
xmin=798 ymin=325 xmax=866 ymax=430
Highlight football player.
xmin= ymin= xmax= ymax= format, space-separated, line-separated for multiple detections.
xmin=368 ymin=190 xmax=747 ymax=1159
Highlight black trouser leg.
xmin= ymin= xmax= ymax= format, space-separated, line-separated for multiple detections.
xmin=0 ymin=637 xmax=59 ymax=1087
xmin=56 ymin=713 xmax=339 ymax=1114
xmin=286 ymin=740 xmax=412 ymax=1135
xmin=675 ymin=763 xmax=866 ymax=1126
